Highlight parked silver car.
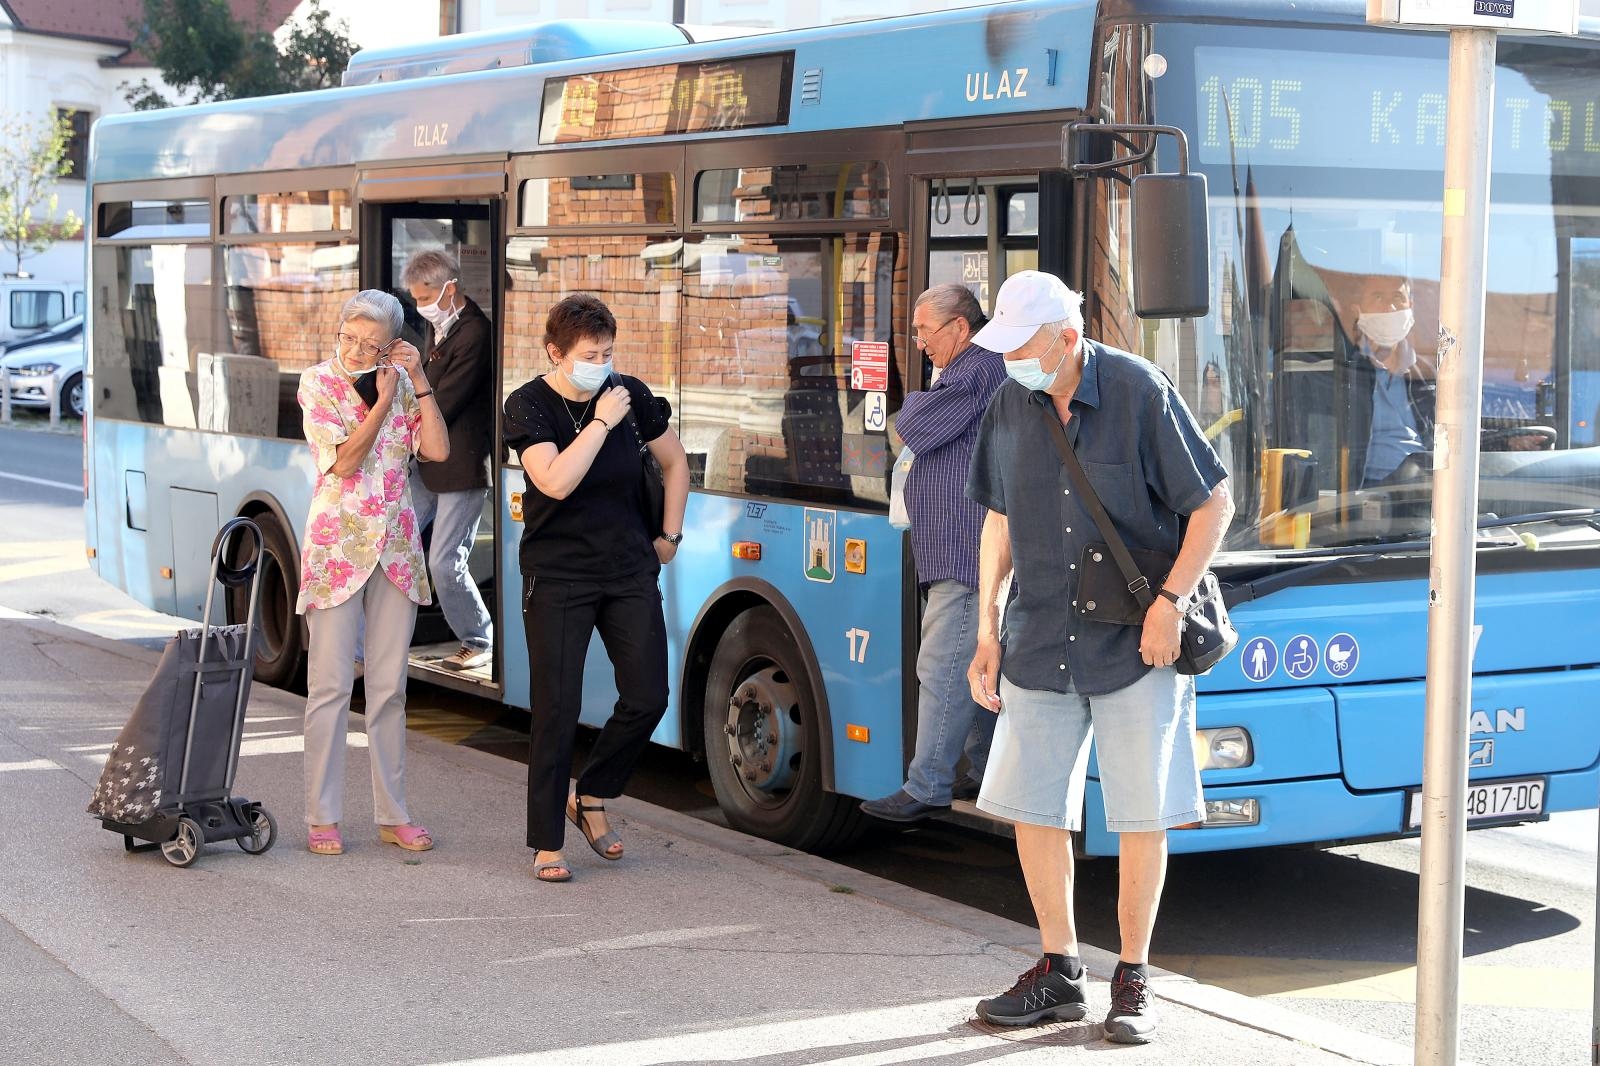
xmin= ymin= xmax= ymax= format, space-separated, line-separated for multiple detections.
xmin=2 ymin=337 xmax=84 ymax=418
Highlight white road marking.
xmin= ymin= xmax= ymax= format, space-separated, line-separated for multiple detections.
xmin=491 ymin=923 xmax=766 ymax=965
xmin=0 ymin=469 xmax=79 ymax=493
xmin=0 ymin=758 xmax=64 ymax=772
xmin=404 ymin=915 xmax=581 ymax=924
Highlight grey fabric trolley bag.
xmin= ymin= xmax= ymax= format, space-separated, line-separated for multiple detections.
xmin=87 ymin=518 xmax=278 ymax=867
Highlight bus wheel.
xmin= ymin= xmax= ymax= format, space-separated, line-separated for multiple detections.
xmin=703 ymin=606 xmax=864 ymax=852
xmin=228 ymin=512 xmax=304 ymax=690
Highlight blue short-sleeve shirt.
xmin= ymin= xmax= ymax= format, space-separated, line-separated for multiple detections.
xmin=966 ymin=340 xmax=1228 ymax=696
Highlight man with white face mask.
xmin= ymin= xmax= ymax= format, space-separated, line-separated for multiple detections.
xmin=402 ymin=249 xmax=495 ymax=671
xmin=1348 ymin=274 xmax=1431 ymax=487
xmin=961 ymin=270 xmax=1233 ymax=1045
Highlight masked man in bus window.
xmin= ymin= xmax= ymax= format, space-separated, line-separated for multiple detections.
xmin=858 ymin=284 xmax=1006 ymax=823
xmin=964 ymin=271 xmax=1232 ymax=1045
xmin=403 ymin=250 xmax=495 ymax=671
xmin=1342 ymin=273 xmax=1434 ymax=488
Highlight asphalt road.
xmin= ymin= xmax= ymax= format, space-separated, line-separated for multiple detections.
xmin=2 ymin=418 xmax=1594 ymax=1063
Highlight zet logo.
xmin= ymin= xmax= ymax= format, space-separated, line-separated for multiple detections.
xmin=745 ymin=502 xmax=768 ymax=519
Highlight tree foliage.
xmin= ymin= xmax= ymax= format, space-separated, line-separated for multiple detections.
xmin=122 ymin=0 xmax=358 ymax=110
xmin=0 ymin=112 xmax=84 ymax=275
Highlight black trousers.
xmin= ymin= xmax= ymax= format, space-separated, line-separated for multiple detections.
xmin=522 ymin=568 xmax=669 ymax=851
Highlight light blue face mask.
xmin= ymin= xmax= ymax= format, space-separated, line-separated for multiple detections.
xmin=564 ymin=358 xmax=614 ymax=393
xmin=1004 ymin=334 xmax=1065 ymax=392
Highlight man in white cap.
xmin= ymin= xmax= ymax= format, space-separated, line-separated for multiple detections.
xmin=961 ymin=270 xmax=1233 ymax=1044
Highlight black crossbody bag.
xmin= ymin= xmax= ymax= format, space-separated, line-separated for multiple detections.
xmin=1040 ymin=407 xmax=1237 ymax=675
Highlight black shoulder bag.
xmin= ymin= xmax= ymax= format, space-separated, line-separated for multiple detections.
xmin=617 ymin=375 xmax=666 ymax=540
xmin=1040 ymin=407 xmax=1237 ymax=675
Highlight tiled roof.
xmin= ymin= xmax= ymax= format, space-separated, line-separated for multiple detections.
xmin=1 ymin=0 xmax=302 ymax=62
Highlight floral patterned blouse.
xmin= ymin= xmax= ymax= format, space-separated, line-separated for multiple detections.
xmin=295 ymin=361 xmax=432 ymax=613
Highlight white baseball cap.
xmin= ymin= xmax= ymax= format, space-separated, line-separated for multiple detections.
xmin=971 ymin=270 xmax=1080 ymax=354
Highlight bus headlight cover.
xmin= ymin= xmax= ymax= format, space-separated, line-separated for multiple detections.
xmin=1202 ymin=798 xmax=1259 ymax=826
xmin=1195 ymin=726 xmax=1253 ymax=770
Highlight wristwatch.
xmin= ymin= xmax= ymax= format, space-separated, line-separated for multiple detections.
xmin=660 ymin=531 xmax=683 ymax=545
xmin=1158 ymin=587 xmax=1191 ymax=613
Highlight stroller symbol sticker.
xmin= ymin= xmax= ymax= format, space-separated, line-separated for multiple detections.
xmin=1323 ymin=633 xmax=1359 ymax=678
xmin=1283 ymin=634 xmax=1319 ymax=681
xmin=1241 ymin=636 xmax=1278 ymax=682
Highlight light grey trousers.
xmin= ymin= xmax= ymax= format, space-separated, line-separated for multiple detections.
xmin=303 ymin=571 xmax=417 ymax=827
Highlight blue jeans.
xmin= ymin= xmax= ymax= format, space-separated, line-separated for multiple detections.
xmin=905 ymin=580 xmax=996 ymax=805
xmin=410 ymin=475 xmax=492 ymax=652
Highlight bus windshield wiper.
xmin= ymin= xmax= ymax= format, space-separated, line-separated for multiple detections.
xmin=1221 ymin=507 xmax=1600 ymax=608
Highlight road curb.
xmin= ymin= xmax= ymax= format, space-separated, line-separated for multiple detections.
xmin=19 ymin=613 xmax=1422 ymax=1065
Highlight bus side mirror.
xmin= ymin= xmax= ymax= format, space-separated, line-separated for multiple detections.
xmin=1131 ymin=173 xmax=1210 ymax=319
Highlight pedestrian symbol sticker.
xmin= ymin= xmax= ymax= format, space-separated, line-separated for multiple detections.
xmin=1241 ymin=636 xmax=1277 ymax=682
xmin=1283 ymin=634 xmax=1319 ymax=681
xmin=1323 ymin=633 xmax=1359 ymax=678
xmin=803 ymin=508 xmax=836 ymax=583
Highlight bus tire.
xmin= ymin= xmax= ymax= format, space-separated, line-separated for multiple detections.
xmin=228 ymin=511 xmax=304 ymax=690
xmin=703 ymin=606 xmax=865 ymax=852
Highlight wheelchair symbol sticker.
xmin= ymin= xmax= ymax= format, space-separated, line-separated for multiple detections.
xmin=1241 ymin=636 xmax=1278 ymax=682
xmin=1323 ymin=633 xmax=1359 ymax=678
xmin=1283 ymin=635 xmax=1319 ymax=681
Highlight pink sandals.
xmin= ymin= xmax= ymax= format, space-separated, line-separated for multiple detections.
xmin=378 ymin=824 xmax=434 ymax=852
xmin=307 ymin=826 xmax=344 ymax=855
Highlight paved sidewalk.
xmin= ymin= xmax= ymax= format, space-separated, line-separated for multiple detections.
xmin=0 ymin=614 xmax=1416 ymax=1066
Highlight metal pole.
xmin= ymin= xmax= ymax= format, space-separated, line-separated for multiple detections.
xmin=1414 ymin=27 xmax=1495 ymax=1066
xmin=1 ymin=371 xmax=10 ymax=424
xmin=1594 ymin=783 xmax=1599 ymax=1066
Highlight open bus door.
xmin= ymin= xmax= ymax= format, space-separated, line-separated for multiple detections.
xmin=356 ymin=160 xmax=507 ymax=695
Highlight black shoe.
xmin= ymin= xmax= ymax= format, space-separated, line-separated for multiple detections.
xmin=859 ymin=789 xmax=948 ymax=823
xmin=951 ymin=775 xmax=982 ymax=801
xmin=1104 ymin=969 xmax=1156 ymax=1044
xmin=976 ymin=957 xmax=1089 ymax=1027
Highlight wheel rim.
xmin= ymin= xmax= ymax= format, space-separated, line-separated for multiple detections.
xmin=248 ymin=810 xmax=270 ymax=850
xmin=67 ymin=380 xmax=83 ymax=417
xmin=163 ymin=821 xmax=199 ymax=864
xmin=721 ymin=661 xmax=803 ymax=808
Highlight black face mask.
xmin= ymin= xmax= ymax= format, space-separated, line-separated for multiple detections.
xmin=353 ymin=370 xmax=380 ymax=408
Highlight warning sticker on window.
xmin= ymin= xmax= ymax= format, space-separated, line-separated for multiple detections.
xmin=849 ymin=341 xmax=889 ymax=391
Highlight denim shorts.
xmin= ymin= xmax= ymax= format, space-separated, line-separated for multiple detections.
xmin=975 ymin=668 xmax=1203 ymax=833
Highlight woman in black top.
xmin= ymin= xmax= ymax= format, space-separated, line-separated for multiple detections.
xmin=503 ymin=294 xmax=690 ymax=883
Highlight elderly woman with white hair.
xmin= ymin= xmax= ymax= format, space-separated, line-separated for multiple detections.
xmin=295 ymin=289 xmax=449 ymax=856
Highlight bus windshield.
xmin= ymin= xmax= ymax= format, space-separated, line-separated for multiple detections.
xmin=1094 ymin=21 xmax=1600 ymax=553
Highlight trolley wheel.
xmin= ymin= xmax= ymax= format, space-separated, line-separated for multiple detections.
xmin=228 ymin=511 xmax=304 ymax=690
xmin=702 ymin=606 xmax=865 ymax=853
xmin=161 ymin=817 xmax=204 ymax=868
xmin=237 ymin=806 xmax=277 ymax=855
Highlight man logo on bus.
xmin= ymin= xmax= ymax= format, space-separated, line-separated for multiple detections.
xmin=1469 ymin=707 xmax=1526 ymax=734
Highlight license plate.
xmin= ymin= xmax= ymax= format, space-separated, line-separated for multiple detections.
xmin=1406 ymin=776 xmax=1546 ymax=830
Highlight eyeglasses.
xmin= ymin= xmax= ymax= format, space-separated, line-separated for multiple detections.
xmin=336 ymin=331 xmax=399 ymax=359
xmin=913 ymin=318 xmax=954 ymax=349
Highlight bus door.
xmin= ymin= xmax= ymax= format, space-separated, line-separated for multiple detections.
xmin=902 ymin=122 xmax=1065 ymax=789
xmin=356 ymin=161 xmax=507 ymax=693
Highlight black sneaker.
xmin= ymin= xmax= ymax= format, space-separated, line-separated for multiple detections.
xmin=976 ymin=957 xmax=1089 ymax=1026
xmin=1104 ymin=969 xmax=1156 ymax=1044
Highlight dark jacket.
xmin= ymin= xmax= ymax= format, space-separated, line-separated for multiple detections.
xmin=419 ymin=296 xmax=493 ymax=493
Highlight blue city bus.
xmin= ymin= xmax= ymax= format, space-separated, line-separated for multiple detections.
xmin=84 ymin=0 xmax=1600 ymax=854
